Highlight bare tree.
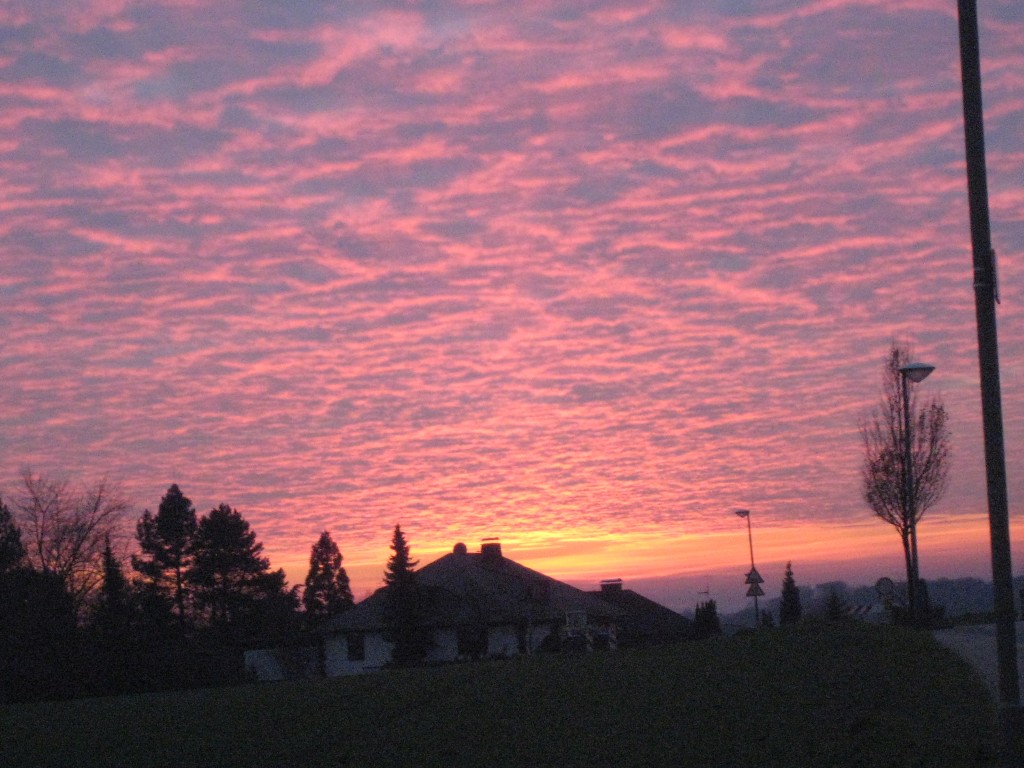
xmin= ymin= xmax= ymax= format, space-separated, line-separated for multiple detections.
xmin=13 ymin=469 xmax=131 ymax=618
xmin=860 ymin=344 xmax=950 ymax=617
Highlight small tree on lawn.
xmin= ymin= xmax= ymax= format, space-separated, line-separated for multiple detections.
xmin=302 ymin=530 xmax=354 ymax=626
xmin=779 ymin=561 xmax=802 ymax=625
xmin=860 ymin=343 xmax=950 ymax=622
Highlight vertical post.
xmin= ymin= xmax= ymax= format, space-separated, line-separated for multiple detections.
xmin=901 ymin=371 xmax=918 ymax=622
xmin=746 ymin=513 xmax=759 ymax=625
xmin=956 ymin=1 xmax=1021 ymax=762
xmin=736 ymin=509 xmax=760 ymax=628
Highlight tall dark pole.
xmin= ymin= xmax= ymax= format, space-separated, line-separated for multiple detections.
xmin=956 ymin=0 xmax=1021 ymax=761
xmin=900 ymin=361 xmax=934 ymax=624
xmin=901 ymin=372 xmax=918 ymax=621
xmin=736 ymin=509 xmax=760 ymax=627
xmin=745 ymin=512 xmax=759 ymax=625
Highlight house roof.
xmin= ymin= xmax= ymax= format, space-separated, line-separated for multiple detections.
xmin=590 ymin=583 xmax=692 ymax=643
xmin=328 ymin=544 xmax=622 ymax=633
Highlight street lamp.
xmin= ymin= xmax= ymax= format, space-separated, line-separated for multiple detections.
xmin=899 ymin=361 xmax=934 ymax=623
xmin=735 ymin=509 xmax=763 ymax=628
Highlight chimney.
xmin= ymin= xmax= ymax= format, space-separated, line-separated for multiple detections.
xmin=600 ymin=578 xmax=624 ymax=595
xmin=480 ymin=538 xmax=502 ymax=561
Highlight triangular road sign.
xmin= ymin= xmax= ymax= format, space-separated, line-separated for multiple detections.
xmin=746 ymin=583 xmax=765 ymax=597
xmin=744 ymin=567 xmax=764 ymax=585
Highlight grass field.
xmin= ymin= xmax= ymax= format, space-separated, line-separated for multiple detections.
xmin=0 ymin=621 xmax=997 ymax=768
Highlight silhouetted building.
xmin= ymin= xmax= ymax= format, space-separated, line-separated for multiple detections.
xmin=591 ymin=578 xmax=692 ymax=647
xmin=323 ymin=540 xmax=622 ymax=675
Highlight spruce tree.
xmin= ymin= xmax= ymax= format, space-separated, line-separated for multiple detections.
xmin=383 ymin=525 xmax=428 ymax=664
xmin=92 ymin=538 xmax=136 ymax=694
xmin=384 ymin=524 xmax=418 ymax=588
xmin=779 ymin=561 xmax=802 ymax=625
xmin=302 ymin=530 xmax=354 ymax=625
xmin=94 ymin=537 xmax=131 ymax=638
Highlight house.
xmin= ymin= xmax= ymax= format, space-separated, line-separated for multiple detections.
xmin=323 ymin=540 xmax=623 ymax=676
xmin=590 ymin=578 xmax=692 ymax=647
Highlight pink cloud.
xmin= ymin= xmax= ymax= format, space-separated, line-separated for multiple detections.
xmin=0 ymin=0 xmax=1021 ymax=606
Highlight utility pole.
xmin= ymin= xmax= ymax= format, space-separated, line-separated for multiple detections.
xmin=956 ymin=1 xmax=1021 ymax=763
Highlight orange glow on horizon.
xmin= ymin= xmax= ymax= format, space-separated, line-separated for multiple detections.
xmin=277 ymin=512 xmax=1019 ymax=608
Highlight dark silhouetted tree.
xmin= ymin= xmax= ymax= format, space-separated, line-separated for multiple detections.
xmin=861 ymin=343 xmax=950 ymax=619
xmin=0 ymin=565 xmax=79 ymax=702
xmin=384 ymin=524 xmax=418 ymax=589
xmin=303 ymin=530 xmax=353 ymax=626
xmin=13 ymin=470 xmax=130 ymax=618
xmin=0 ymin=496 xmax=26 ymax=574
xmin=89 ymin=537 xmax=138 ymax=695
xmin=134 ymin=484 xmax=197 ymax=627
xmin=93 ymin=537 xmax=132 ymax=640
xmin=383 ymin=525 xmax=429 ymax=664
xmin=826 ymin=588 xmax=846 ymax=621
xmin=189 ymin=503 xmax=286 ymax=633
xmin=780 ymin=561 xmax=802 ymax=625
xmin=693 ymin=599 xmax=721 ymax=640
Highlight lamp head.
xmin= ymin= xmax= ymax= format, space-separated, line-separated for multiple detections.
xmin=899 ymin=362 xmax=935 ymax=383
xmin=735 ymin=509 xmax=751 ymax=518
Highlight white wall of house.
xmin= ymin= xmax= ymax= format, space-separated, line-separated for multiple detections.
xmin=525 ymin=622 xmax=554 ymax=652
xmin=323 ymin=621 xmax=563 ymax=676
xmin=486 ymin=625 xmax=520 ymax=658
xmin=244 ymin=647 xmax=320 ymax=682
xmin=324 ymin=631 xmax=394 ymax=676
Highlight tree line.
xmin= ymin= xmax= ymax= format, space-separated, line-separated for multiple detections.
xmin=0 ymin=477 xmax=357 ymax=703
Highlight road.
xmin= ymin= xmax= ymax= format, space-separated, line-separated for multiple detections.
xmin=933 ymin=621 xmax=1024 ymax=695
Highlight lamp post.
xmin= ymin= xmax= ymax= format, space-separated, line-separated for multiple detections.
xmin=899 ymin=361 xmax=934 ymax=623
xmin=735 ymin=509 xmax=763 ymax=628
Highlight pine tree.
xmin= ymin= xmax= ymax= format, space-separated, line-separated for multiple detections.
xmin=779 ymin=561 xmax=802 ymax=625
xmin=133 ymin=484 xmax=197 ymax=627
xmin=384 ymin=524 xmax=418 ymax=588
xmin=383 ymin=525 xmax=428 ymax=665
xmin=189 ymin=503 xmax=280 ymax=630
xmin=302 ymin=530 xmax=353 ymax=625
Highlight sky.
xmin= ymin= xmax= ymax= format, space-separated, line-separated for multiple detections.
xmin=1 ymin=0 xmax=1023 ymax=614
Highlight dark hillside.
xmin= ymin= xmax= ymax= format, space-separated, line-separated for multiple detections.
xmin=0 ymin=621 xmax=996 ymax=768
